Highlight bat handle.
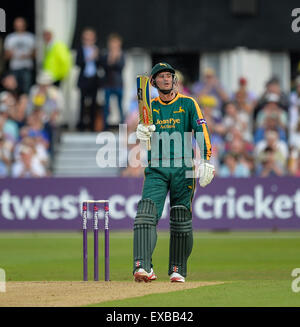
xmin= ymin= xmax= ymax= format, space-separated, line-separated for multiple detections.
xmin=141 ymin=139 xmax=151 ymax=151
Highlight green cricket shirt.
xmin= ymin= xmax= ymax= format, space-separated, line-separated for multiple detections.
xmin=148 ymin=93 xmax=212 ymax=165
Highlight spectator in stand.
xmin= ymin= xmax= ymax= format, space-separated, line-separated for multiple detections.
xmin=232 ymin=77 xmax=256 ymax=140
xmin=255 ymin=93 xmax=288 ymax=131
xmin=198 ymin=95 xmax=225 ymax=137
xmin=289 ymin=76 xmax=300 ymax=140
xmin=256 ymin=146 xmax=285 ymax=177
xmin=76 ymin=27 xmax=100 ymax=131
xmin=0 ymin=73 xmax=28 ymax=126
xmin=4 ymin=17 xmax=35 ymax=95
xmin=14 ymin=135 xmax=49 ymax=170
xmin=242 ymin=153 xmax=256 ymax=176
xmin=0 ymin=71 xmax=20 ymax=95
xmin=197 ymin=95 xmax=226 ymax=171
xmin=224 ymin=127 xmax=254 ymax=158
xmin=23 ymin=112 xmax=50 ymax=152
xmin=100 ymin=33 xmax=125 ymax=129
xmin=42 ymin=30 xmax=72 ymax=86
xmin=287 ymin=76 xmax=300 ymax=177
xmin=0 ymin=99 xmax=19 ymax=144
xmin=223 ymin=101 xmax=252 ymax=142
xmin=218 ymin=152 xmax=250 ymax=177
xmin=192 ymin=67 xmax=229 ymax=116
xmin=0 ymin=131 xmax=13 ymax=177
xmin=254 ymin=112 xmax=287 ymax=144
xmin=11 ymin=144 xmax=47 ymax=178
xmin=288 ymin=147 xmax=300 ymax=177
xmin=27 ymin=71 xmax=62 ymax=122
xmin=175 ymin=70 xmax=191 ymax=96
xmin=255 ymin=130 xmax=288 ymax=173
xmin=255 ymin=77 xmax=289 ymax=119
xmin=15 ymin=109 xmax=50 ymax=174
xmin=232 ymin=77 xmax=256 ymax=114
xmin=289 ymin=119 xmax=300 ymax=151
xmin=27 ymin=71 xmax=63 ymax=153
xmin=223 ymin=126 xmax=255 ymax=177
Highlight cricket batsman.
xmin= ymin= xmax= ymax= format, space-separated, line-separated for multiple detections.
xmin=133 ymin=63 xmax=215 ymax=283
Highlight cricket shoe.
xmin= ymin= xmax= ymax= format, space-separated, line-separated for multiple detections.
xmin=148 ymin=268 xmax=157 ymax=281
xmin=170 ymin=272 xmax=185 ymax=283
xmin=134 ymin=268 xmax=157 ymax=282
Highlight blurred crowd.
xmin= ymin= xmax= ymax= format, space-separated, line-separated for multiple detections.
xmin=1 ymin=17 xmax=300 ymax=178
xmin=0 ymin=17 xmax=68 ymax=178
xmin=193 ymin=68 xmax=300 ymax=178
xmin=0 ymin=17 xmax=125 ymax=178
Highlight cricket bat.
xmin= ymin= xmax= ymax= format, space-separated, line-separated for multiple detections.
xmin=137 ymin=75 xmax=153 ymax=150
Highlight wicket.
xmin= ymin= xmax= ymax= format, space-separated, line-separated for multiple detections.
xmin=82 ymin=200 xmax=110 ymax=281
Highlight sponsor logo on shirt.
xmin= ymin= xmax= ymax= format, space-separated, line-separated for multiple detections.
xmin=155 ymin=118 xmax=181 ymax=129
xmin=173 ymin=107 xmax=185 ymax=114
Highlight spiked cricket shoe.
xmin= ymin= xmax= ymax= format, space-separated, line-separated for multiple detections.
xmin=134 ymin=268 xmax=157 ymax=282
xmin=170 ymin=272 xmax=185 ymax=283
xmin=148 ymin=268 xmax=157 ymax=281
xmin=134 ymin=268 xmax=151 ymax=283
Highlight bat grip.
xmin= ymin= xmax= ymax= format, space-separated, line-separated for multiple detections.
xmin=141 ymin=139 xmax=151 ymax=150
xmin=146 ymin=139 xmax=151 ymax=151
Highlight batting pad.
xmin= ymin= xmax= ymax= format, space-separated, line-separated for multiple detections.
xmin=169 ymin=205 xmax=193 ymax=277
xmin=133 ymin=199 xmax=157 ymax=274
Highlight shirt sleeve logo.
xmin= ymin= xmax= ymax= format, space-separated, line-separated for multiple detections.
xmin=196 ymin=118 xmax=207 ymax=126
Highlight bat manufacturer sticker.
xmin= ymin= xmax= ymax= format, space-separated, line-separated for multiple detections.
xmin=137 ymin=88 xmax=143 ymax=101
xmin=143 ymin=106 xmax=149 ymax=125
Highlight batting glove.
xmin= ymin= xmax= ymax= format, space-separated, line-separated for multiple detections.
xmin=136 ymin=124 xmax=156 ymax=142
xmin=198 ymin=162 xmax=215 ymax=187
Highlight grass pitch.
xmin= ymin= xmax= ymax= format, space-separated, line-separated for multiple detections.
xmin=0 ymin=231 xmax=300 ymax=306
